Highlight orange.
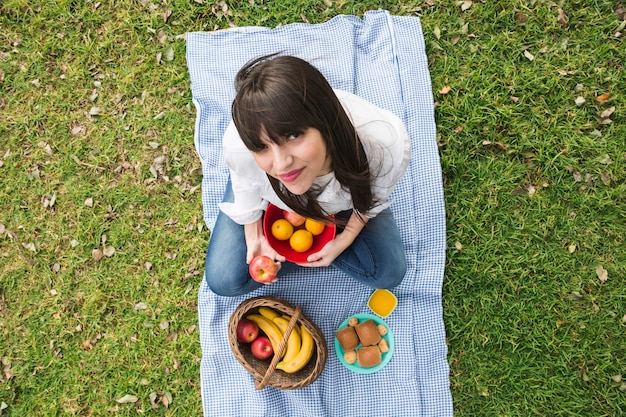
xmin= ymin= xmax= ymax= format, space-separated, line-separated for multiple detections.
xmin=305 ymin=218 xmax=325 ymax=236
xmin=271 ymin=219 xmax=294 ymax=241
xmin=289 ymin=229 xmax=313 ymax=253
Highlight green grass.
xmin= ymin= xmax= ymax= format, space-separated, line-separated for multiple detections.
xmin=1 ymin=0 xmax=624 ymax=415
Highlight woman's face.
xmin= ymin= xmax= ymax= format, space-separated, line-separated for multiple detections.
xmin=252 ymin=127 xmax=332 ymax=195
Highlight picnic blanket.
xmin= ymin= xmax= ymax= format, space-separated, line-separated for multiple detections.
xmin=187 ymin=10 xmax=452 ymax=417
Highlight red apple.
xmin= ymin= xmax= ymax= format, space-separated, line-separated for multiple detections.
xmin=236 ymin=318 xmax=259 ymax=343
xmin=248 ymin=255 xmax=279 ymax=284
xmin=283 ymin=210 xmax=306 ymax=227
xmin=250 ymin=335 xmax=274 ymax=360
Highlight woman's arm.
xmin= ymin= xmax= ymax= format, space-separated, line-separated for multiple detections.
xmin=303 ymin=211 xmax=368 ymax=267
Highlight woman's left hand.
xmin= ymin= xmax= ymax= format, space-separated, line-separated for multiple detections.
xmin=301 ymin=237 xmax=348 ymax=267
xmin=299 ymin=211 xmax=369 ymax=267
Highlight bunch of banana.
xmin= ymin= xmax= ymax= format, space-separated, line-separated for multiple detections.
xmin=245 ymin=306 xmax=314 ymax=374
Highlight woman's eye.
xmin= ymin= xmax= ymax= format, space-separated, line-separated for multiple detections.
xmin=286 ymin=132 xmax=301 ymax=140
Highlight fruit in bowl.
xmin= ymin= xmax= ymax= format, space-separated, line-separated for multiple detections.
xmin=263 ymin=204 xmax=336 ymax=263
xmin=283 ymin=211 xmax=306 ymax=227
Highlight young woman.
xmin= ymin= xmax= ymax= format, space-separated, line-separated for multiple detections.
xmin=205 ymin=55 xmax=411 ymax=296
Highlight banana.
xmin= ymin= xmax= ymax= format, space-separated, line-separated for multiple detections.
xmin=258 ymin=307 xmax=280 ymax=320
xmin=282 ymin=315 xmax=301 ymax=338
xmin=276 ymin=323 xmax=314 ymax=373
xmin=272 ymin=316 xmax=302 ymax=363
xmin=245 ymin=314 xmax=285 ymax=358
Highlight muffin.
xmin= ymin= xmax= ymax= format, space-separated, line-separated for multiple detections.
xmin=356 ymin=345 xmax=382 ymax=368
xmin=336 ymin=326 xmax=360 ymax=351
xmin=354 ymin=319 xmax=381 ymax=346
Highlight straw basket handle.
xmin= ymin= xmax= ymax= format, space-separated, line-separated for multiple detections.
xmin=255 ymin=305 xmax=302 ymax=390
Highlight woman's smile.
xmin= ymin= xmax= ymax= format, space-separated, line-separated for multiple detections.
xmin=278 ymin=168 xmax=303 ymax=183
xmin=253 ymin=127 xmax=332 ymax=195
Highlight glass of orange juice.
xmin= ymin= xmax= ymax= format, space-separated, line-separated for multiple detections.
xmin=368 ymin=289 xmax=398 ymax=318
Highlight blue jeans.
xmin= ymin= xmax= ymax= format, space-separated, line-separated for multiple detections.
xmin=204 ymin=180 xmax=407 ymax=296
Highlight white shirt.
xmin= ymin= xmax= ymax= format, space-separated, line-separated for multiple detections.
xmin=219 ymin=89 xmax=411 ymax=225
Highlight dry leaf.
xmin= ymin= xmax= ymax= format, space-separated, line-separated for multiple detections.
xmin=161 ymin=392 xmax=173 ymax=408
xmin=568 ymin=244 xmax=576 ymax=253
xmin=458 ymin=1 xmax=472 ymax=11
xmin=524 ymin=50 xmax=534 ymax=61
xmin=596 ymin=93 xmax=610 ymax=104
xmin=84 ymin=197 xmax=93 ymax=207
xmin=616 ymin=3 xmax=626 ymax=20
xmin=116 ymin=394 xmax=138 ymax=404
xmin=103 ymin=245 xmax=115 ymax=257
xmin=575 ymin=96 xmax=585 ymax=106
xmin=598 ymin=154 xmax=613 ymax=165
xmin=433 ymin=25 xmax=441 ymax=40
xmin=557 ymin=9 xmax=568 ymax=26
xmin=596 ymin=265 xmax=608 ymax=283
xmin=92 ymin=248 xmax=104 ymax=261
xmin=599 ymin=106 xmax=615 ymax=119
xmin=438 ymin=85 xmax=451 ymax=95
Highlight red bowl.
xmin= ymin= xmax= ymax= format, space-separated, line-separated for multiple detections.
xmin=263 ymin=203 xmax=336 ymax=263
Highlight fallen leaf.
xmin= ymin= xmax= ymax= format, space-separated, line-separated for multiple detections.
xmin=596 ymin=93 xmax=610 ymax=104
xmin=92 ymin=248 xmax=104 ymax=261
xmin=84 ymin=197 xmax=93 ymax=207
xmin=163 ymin=9 xmax=172 ymax=23
xmin=458 ymin=0 xmax=472 ymax=11
xmin=116 ymin=394 xmax=138 ymax=404
xmin=134 ymin=302 xmax=148 ymax=311
xmin=557 ymin=9 xmax=568 ymax=26
xmin=616 ymin=3 xmax=626 ymax=20
xmin=433 ymin=25 xmax=441 ymax=40
xmin=42 ymin=193 xmax=57 ymax=209
xmin=455 ymin=241 xmax=463 ymax=250
xmin=598 ymin=154 xmax=613 ymax=165
xmin=524 ymin=50 xmax=534 ymax=61
xmin=568 ymin=244 xmax=576 ymax=253
xmin=596 ymin=266 xmax=608 ymax=283
xmin=163 ymin=46 xmax=174 ymax=62
xmin=71 ymin=125 xmax=85 ymax=135
xmin=570 ymin=291 xmax=583 ymax=301
xmin=599 ymin=106 xmax=615 ymax=119
xmin=161 ymin=392 xmax=173 ymax=408
xmin=89 ymin=107 xmax=101 ymax=116
xmin=102 ymin=245 xmax=115 ymax=257
xmin=575 ymin=96 xmax=585 ymax=106
xmin=438 ymin=85 xmax=451 ymax=95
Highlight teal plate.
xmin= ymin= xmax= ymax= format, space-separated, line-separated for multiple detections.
xmin=334 ymin=313 xmax=395 ymax=374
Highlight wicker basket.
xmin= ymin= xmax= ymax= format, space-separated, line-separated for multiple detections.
xmin=228 ymin=296 xmax=327 ymax=390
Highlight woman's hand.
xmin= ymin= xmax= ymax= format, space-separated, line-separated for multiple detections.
xmin=244 ymin=218 xmax=286 ymax=264
xmin=301 ymin=211 xmax=368 ymax=267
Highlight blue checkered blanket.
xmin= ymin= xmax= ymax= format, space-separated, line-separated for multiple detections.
xmin=187 ymin=10 xmax=452 ymax=416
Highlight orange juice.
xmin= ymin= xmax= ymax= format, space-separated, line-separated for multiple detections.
xmin=368 ymin=289 xmax=397 ymax=318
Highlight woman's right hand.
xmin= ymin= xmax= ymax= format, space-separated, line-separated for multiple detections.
xmin=244 ymin=218 xmax=286 ymax=264
xmin=245 ymin=236 xmax=286 ymax=264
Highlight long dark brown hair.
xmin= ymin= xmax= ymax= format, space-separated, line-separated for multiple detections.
xmin=231 ymin=54 xmax=374 ymax=222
